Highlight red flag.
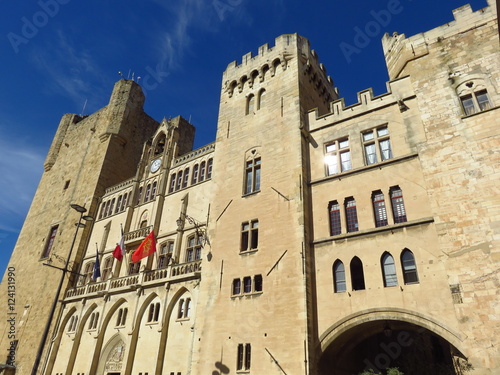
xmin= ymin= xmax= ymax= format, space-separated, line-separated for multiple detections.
xmin=131 ymin=230 xmax=157 ymax=263
xmin=112 ymin=226 xmax=125 ymax=261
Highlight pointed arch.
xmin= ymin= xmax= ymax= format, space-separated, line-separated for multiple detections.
xmin=350 ymin=256 xmax=365 ymax=291
xmin=153 ymin=132 xmax=166 ymax=155
xmin=97 ymin=332 xmax=127 ymax=375
xmin=44 ymin=305 xmax=77 ymax=375
xmin=124 ymin=291 xmax=161 ymax=375
xmin=155 ymin=286 xmax=193 ymax=375
xmin=381 ymin=252 xmax=398 ymax=287
xmin=88 ymin=297 xmax=129 ymax=375
xmin=332 ymin=260 xmax=346 ymax=293
xmin=401 ymin=248 xmax=419 ymax=284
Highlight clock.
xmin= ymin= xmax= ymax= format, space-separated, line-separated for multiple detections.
xmin=150 ymin=158 xmax=161 ymax=173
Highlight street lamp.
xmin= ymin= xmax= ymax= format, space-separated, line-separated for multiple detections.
xmin=31 ymin=204 xmax=94 ymax=375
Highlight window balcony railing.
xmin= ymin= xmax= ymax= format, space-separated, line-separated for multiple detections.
xmin=64 ymin=259 xmax=202 ymax=300
xmin=124 ymin=225 xmax=153 ymax=244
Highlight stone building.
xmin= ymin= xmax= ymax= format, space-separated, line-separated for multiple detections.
xmin=0 ymin=2 xmax=498 ymax=375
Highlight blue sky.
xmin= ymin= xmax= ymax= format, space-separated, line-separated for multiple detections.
xmin=0 ymin=0 xmax=490 ymax=277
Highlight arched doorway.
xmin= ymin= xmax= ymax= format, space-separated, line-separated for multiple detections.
xmin=97 ymin=334 xmax=126 ymax=375
xmin=318 ymin=319 xmax=469 ymax=375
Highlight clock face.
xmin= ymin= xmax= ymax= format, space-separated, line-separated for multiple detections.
xmin=150 ymin=158 xmax=161 ymax=173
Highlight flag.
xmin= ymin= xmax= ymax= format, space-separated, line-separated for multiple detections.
xmin=112 ymin=225 xmax=125 ymax=261
xmin=93 ymin=249 xmax=101 ymax=281
xmin=131 ymin=230 xmax=157 ymax=263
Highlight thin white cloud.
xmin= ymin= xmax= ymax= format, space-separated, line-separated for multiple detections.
xmin=0 ymin=128 xmax=44 ymax=232
xmin=30 ymin=30 xmax=108 ymax=112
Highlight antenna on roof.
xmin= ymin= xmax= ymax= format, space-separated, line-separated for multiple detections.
xmin=80 ymin=99 xmax=88 ymax=117
xmin=127 ymin=69 xmax=131 ymax=79
xmin=118 ymin=71 xmax=124 ymax=78
xmin=189 ymin=115 xmax=192 ymax=123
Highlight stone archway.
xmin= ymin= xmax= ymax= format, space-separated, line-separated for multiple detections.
xmin=318 ymin=318 xmax=469 ymax=375
xmin=97 ymin=334 xmax=126 ymax=375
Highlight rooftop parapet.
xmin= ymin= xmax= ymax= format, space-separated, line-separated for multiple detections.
xmin=223 ymin=33 xmax=336 ymax=101
xmin=382 ymin=1 xmax=495 ymax=79
xmin=307 ymin=76 xmax=415 ymax=132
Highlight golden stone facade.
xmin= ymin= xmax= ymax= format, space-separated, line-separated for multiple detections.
xmin=0 ymin=2 xmax=498 ymax=375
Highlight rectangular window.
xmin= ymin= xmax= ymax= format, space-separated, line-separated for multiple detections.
xmin=41 ymin=225 xmax=58 ymax=258
xmin=158 ymin=241 xmax=174 ymax=269
xmin=243 ymin=276 xmax=252 ymax=293
xmin=183 ymin=169 xmax=189 ymax=188
xmin=372 ymin=191 xmax=388 ymax=227
xmin=344 ymin=197 xmax=359 ymax=233
xmin=325 ymin=138 xmax=351 ymax=175
xmin=390 ymin=186 xmax=407 ymax=223
xmin=207 ymin=159 xmax=213 ymax=179
xmin=254 ymin=275 xmax=263 ymax=292
xmin=176 ymin=171 xmax=183 ymax=191
xmin=329 ymin=201 xmax=341 ymax=236
xmin=244 ymin=157 xmax=261 ymax=194
xmin=151 ymin=182 xmax=157 ymax=200
xmin=461 ymin=89 xmax=491 ymax=115
xmin=199 ymin=162 xmax=206 ymax=182
xmin=363 ymin=126 xmax=392 ymax=165
xmin=240 ymin=220 xmax=258 ymax=252
xmin=237 ymin=343 xmax=251 ymax=371
xmin=192 ymin=165 xmax=199 ymax=184
xmin=185 ymin=235 xmax=203 ymax=263
xmin=232 ymin=279 xmax=241 ymax=295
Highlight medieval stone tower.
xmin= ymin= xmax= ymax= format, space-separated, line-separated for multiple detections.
xmin=0 ymin=2 xmax=498 ymax=375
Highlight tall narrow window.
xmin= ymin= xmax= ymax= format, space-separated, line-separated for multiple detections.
xmin=129 ymin=258 xmax=140 ymax=275
xmin=199 ymin=161 xmax=206 ymax=182
xmin=104 ymin=200 xmax=111 ymax=217
xmin=121 ymin=193 xmax=128 ymax=211
xmin=372 ymin=190 xmax=388 ymax=227
xmin=183 ymin=168 xmax=189 ymax=188
xmin=148 ymin=302 xmax=160 ymax=323
xmin=382 ymin=252 xmax=398 ymax=287
xmin=41 ymin=225 xmax=58 ymax=258
xmin=158 ymin=241 xmax=174 ymax=269
xmin=99 ymin=202 xmax=106 ymax=220
xmin=390 ymin=186 xmax=407 ymax=223
xmin=115 ymin=196 xmax=122 ymax=214
xmin=192 ymin=164 xmax=199 ymax=184
xmin=344 ymin=197 xmax=359 ymax=233
xmin=116 ymin=308 xmax=127 ymax=326
xmin=325 ymin=138 xmax=351 ymax=175
xmin=257 ymin=89 xmax=266 ymax=110
xmin=109 ymin=199 xmax=115 ymax=215
xmin=237 ymin=344 xmax=251 ymax=370
xmin=176 ymin=171 xmax=183 ymax=191
xmin=350 ymin=257 xmax=365 ymax=291
xmin=137 ymin=186 xmax=143 ymax=204
xmin=177 ymin=299 xmax=185 ymax=319
xmin=232 ymin=279 xmax=241 ymax=295
xmin=151 ymin=182 xmax=157 ymax=200
xmin=207 ymin=159 xmax=213 ymax=179
xmin=184 ymin=298 xmax=191 ymax=318
xmin=363 ymin=126 xmax=392 ymax=165
xmin=243 ymin=276 xmax=252 ymax=293
xmin=333 ymin=260 xmax=346 ymax=293
xmin=328 ymin=201 xmax=341 ymax=236
xmin=144 ymin=184 xmax=151 ymax=202
xmin=240 ymin=220 xmax=258 ymax=252
xmin=254 ymin=275 xmax=263 ymax=292
xmin=80 ymin=261 xmax=95 ymax=285
xmin=102 ymin=257 xmax=113 ymax=281
xmin=244 ymin=157 xmax=261 ymax=194
xmin=186 ymin=235 xmax=202 ymax=262
xmin=401 ymin=249 xmax=419 ymax=284
xmin=246 ymin=94 xmax=255 ymax=115
xmin=169 ymin=174 xmax=176 ymax=193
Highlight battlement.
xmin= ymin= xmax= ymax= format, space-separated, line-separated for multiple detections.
xmin=307 ymin=76 xmax=415 ymax=131
xmin=382 ymin=1 xmax=496 ymax=79
xmin=223 ymin=33 xmax=336 ymax=103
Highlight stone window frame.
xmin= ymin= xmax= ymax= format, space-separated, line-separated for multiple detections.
xmin=361 ymin=125 xmax=392 ymax=166
xmin=240 ymin=219 xmax=259 ymax=253
xmin=324 ymin=137 xmax=351 ymax=176
xmin=456 ymin=78 xmax=493 ymax=116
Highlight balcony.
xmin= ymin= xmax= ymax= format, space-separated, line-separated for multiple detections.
xmin=124 ymin=225 xmax=153 ymax=244
xmin=64 ymin=259 xmax=202 ymax=301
